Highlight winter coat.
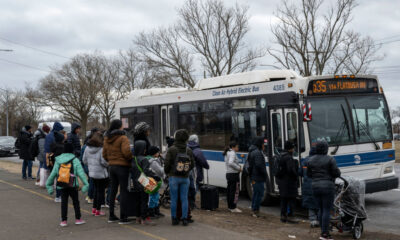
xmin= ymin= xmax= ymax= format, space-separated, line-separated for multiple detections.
xmin=102 ymin=130 xmax=132 ymax=167
xmin=130 ymin=140 xmax=158 ymax=192
xmin=187 ymin=141 xmax=209 ymax=183
xmin=44 ymin=122 xmax=64 ymax=154
xmin=307 ymin=142 xmax=341 ymax=191
xmin=45 ymin=153 xmax=89 ymax=194
xmin=83 ymin=147 xmax=109 ymax=179
xmin=33 ymin=129 xmax=47 ymax=162
xmin=67 ymin=123 xmax=82 ymax=158
xmin=299 ymin=147 xmax=318 ymax=209
xmin=18 ymin=129 xmax=33 ymax=160
xmin=225 ymin=149 xmax=241 ymax=174
xmin=164 ymin=130 xmax=195 ymax=178
xmin=149 ymin=157 xmax=165 ymax=180
xmin=276 ymin=151 xmax=299 ymax=198
xmin=247 ymin=145 xmax=267 ymax=182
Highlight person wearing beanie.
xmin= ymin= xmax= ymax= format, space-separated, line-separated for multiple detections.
xmin=44 ymin=121 xmax=64 ymax=164
xmin=187 ymin=134 xmax=209 ymax=210
xmin=276 ymin=141 xmax=299 ymax=224
xmin=247 ymin=136 xmax=267 ymax=217
xmin=67 ymin=122 xmax=82 ymax=158
xmin=147 ymin=146 xmax=165 ymax=219
xmin=33 ymin=124 xmax=50 ymax=184
xmin=164 ymin=129 xmax=195 ymax=226
xmin=18 ymin=125 xmax=34 ymax=180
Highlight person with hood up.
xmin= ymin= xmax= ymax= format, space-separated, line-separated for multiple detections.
xmin=299 ymin=145 xmax=319 ymax=228
xmin=67 ymin=122 xmax=82 ymax=158
xmin=33 ymin=124 xmax=50 ymax=185
xmin=164 ymin=129 xmax=195 ymax=226
xmin=46 ymin=142 xmax=89 ymax=227
xmin=307 ymin=141 xmax=341 ymax=240
xmin=130 ymin=140 xmax=158 ymax=225
xmin=48 ymin=130 xmax=68 ymax=202
xmin=147 ymin=146 xmax=165 ymax=218
xmin=248 ymin=136 xmax=267 ymax=218
xmin=223 ymin=141 xmax=242 ymax=213
xmin=133 ymin=122 xmax=151 ymax=153
xmin=44 ymin=122 xmax=64 ymax=161
xmin=102 ymin=119 xmax=133 ymax=224
xmin=18 ymin=125 xmax=34 ymax=180
xmin=187 ymin=135 xmax=209 ymax=205
xmin=276 ymin=141 xmax=299 ymax=224
xmin=83 ymin=132 xmax=108 ymax=217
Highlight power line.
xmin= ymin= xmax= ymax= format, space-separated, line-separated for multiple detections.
xmin=375 ymin=34 xmax=400 ymax=42
xmin=0 ymin=58 xmax=50 ymax=73
xmin=0 ymin=36 xmax=71 ymax=60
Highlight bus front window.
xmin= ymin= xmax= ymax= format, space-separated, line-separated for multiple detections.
xmin=348 ymin=95 xmax=392 ymax=142
xmin=308 ymin=97 xmax=353 ymax=145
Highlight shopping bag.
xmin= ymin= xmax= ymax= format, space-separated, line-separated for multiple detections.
xmin=39 ymin=168 xmax=49 ymax=187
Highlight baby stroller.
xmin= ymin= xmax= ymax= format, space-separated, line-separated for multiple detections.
xmin=331 ymin=176 xmax=367 ymax=239
xmin=159 ymin=177 xmax=170 ymax=209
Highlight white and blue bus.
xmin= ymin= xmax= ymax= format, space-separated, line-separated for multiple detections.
xmin=116 ymin=70 xmax=398 ymax=204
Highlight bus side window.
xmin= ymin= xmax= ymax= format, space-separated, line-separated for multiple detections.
xmin=271 ymin=113 xmax=283 ymax=153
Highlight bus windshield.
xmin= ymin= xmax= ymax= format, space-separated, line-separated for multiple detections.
xmin=308 ymin=94 xmax=392 ymax=146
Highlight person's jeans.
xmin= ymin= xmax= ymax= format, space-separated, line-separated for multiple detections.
xmin=61 ymin=187 xmax=81 ymax=221
xmin=251 ymin=181 xmax=265 ymax=211
xmin=280 ymin=197 xmax=296 ymax=217
xmin=313 ymin=187 xmax=335 ymax=235
xmin=109 ymin=166 xmax=130 ymax=219
xmin=88 ymin=177 xmax=95 ymax=199
xmin=93 ymin=178 xmax=108 ymax=211
xmin=169 ymin=176 xmax=190 ymax=219
xmin=22 ymin=160 xmax=33 ymax=178
xmin=226 ymin=173 xmax=240 ymax=210
xmin=309 ymin=208 xmax=319 ymax=222
xmin=149 ymin=192 xmax=160 ymax=209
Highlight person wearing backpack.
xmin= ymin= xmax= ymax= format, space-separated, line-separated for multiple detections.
xmin=82 ymin=132 xmax=108 ymax=217
xmin=18 ymin=125 xmax=34 ymax=180
xmin=276 ymin=141 xmax=299 ymax=224
xmin=33 ymin=124 xmax=50 ymax=185
xmin=147 ymin=146 xmax=165 ymax=218
xmin=164 ymin=129 xmax=195 ymax=226
xmin=247 ymin=137 xmax=267 ymax=218
xmin=223 ymin=141 xmax=242 ymax=213
xmin=46 ymin=142 xmax=89 ymax=227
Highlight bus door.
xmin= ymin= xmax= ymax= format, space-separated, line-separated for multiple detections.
xmin=270 ymin=108 xmax=284 ymax=193
xmin=161 ymin=105 xmax=174 ymax=152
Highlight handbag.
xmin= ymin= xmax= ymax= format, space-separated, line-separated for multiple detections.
xmin=134 ymin=157 xmax=162 ymax=194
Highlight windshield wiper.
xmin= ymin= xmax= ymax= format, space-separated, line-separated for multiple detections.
xmin=352 ymin=104 xmax=380 ymax=150
xmin=331 ymin=104 xmax=351 ymax=155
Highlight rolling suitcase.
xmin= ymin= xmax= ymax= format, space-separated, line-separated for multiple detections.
xmin=200 ymin=170 xmax=219 ymax=210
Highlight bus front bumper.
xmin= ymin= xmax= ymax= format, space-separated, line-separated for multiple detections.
xmin=365 ymin=176 xmax=399 ymax=194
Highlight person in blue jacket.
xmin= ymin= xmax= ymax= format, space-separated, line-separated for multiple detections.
xmin=299 ymin=146 xmax=319 ymax=228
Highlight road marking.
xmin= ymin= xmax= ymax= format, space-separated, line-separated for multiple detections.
xmin=0 ymin=179 xmax=167 ymax=240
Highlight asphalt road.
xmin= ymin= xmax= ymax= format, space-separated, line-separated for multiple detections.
xmin=1 ymin=155 xmax=399 ymax=237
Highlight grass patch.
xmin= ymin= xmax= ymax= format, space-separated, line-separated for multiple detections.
xmin=395 ymin=141 xmax=400 ymax=163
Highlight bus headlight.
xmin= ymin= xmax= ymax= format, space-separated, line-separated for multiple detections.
xmin=384 ymin=166 xmax=393 ymax=174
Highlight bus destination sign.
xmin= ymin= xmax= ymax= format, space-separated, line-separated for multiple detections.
xmin=307 ymin=78 xmax=378 ymax=95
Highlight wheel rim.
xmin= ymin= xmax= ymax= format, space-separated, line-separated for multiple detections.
xmin=354 ymin=226 xmax=362 ymax=239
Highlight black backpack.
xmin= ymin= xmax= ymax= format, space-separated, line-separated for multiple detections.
xmin=30 ymin=136 xmax=40 ymax=158
xmin=173 ymin=148 xmax=191 ymax=176
xmin=15 ymin=137 xmax=21 ymax=149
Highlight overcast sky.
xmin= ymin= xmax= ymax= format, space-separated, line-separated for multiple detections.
xmin=0 ymin=0 xmax=399 ymax=108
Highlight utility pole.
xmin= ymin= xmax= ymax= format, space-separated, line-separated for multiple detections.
xmin=0 ymin=88 xmax=9 ymax=136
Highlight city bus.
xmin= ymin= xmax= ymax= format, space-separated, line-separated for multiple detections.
xmin=115 ymin=70 xmax=398 ymax=204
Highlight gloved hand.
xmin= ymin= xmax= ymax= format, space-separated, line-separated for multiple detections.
xmin=81 ymin=185 xmax=89 ymax=193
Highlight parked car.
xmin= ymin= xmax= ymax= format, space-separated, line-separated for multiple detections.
xmin=394 ymin=134 xmax=400 ymax=141
xmin=0 ymin=136 xmax=17 ymax=157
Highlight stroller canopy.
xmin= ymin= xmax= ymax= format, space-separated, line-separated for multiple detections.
xmin=336 ymin=176 xmax=368 ymax=220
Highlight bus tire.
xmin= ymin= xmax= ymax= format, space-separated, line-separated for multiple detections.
xmin=245 ymin=176 xmax=275 ymax=206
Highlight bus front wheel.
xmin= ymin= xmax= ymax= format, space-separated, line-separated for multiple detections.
xmin=245 ymin=176 xmax=275 ymax=206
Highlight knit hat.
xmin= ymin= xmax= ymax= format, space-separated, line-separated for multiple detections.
xmin=174 ymin=129 xmax=189 ymax=143
xmin=52 ymin=122 xmax=64 ymax=132
xmin=188 ymin=134 xmax=199 ymax=144
xmin=252 ymin=136 xmax=264 ymax=149
xmin=42 ymin=124 xmax=51 ymax=133
xmin=24 ymin=125 xmax=32 ymax=131
xmin=148 ymin=146 xmax=160 ymax=156
xmin=284 ymin=141 xmax=295 ymax=151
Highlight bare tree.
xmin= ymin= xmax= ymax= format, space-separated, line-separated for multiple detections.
xmin=178 ymin=0 xmax=264 ymax=77
xmin=269 ymin=0 xmax=382 ymax=76
xmin=39 ymin=53 xmax=102 ymax=135
xmin=134 ymin=27 xmax=196 ymax=87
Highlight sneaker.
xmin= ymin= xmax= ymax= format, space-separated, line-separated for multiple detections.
xmin=87 ymin=198 xmax=93 ymax=204
xmin=172 ymin=217 xmax=179 ymax=226
xmin=230 ymin=208 xmax=242 ymax=213
xmin=35 ymin=181 xmax=40 ymax=186
xmin=252 ymin=211 xmax=259 ymax=218
xmin=182 ymin=219 xmax=189 ymax=226
xmin=28 ymin=177 xmax=36 ymax=180
xmin=54 ymin=197 xmax=61 ymax=203
xmin=118 ymin=219 xmax=132 ymax=225
xmin=311 ymin=220 xmax=319 ymax=228
xmin=92 ymin=208 xmax=97 ymax=215
xmin=60 ymin=221 xmax=67 ymax=227
xmin=95 ymin=210 xmax=106 ymax=216
xmin=108 ymin=215 xmax=119 ymax=223
xmin=75 ymin=219 xmax=86 ymax=225
xmin=280 ymin=215 xmax=287 ymax=223
xmin=142 ymin=217 xmax=156 ymax=226
xmin=319 ymin=233 xmax=333 ymax=240
xmin=101 ymin=204 xmax=109 ymax=208
xmin=22 ymin=176 xmax=27 ymax=180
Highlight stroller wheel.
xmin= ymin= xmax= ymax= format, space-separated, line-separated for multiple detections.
xmin=352 ymin=222 xmax=363 ymax=239
xmin=161 ymin=197 xmax=171 ymax=209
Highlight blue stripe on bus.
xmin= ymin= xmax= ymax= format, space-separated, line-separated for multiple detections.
xmin=202 ymin=149 xmax=395 ymax=167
